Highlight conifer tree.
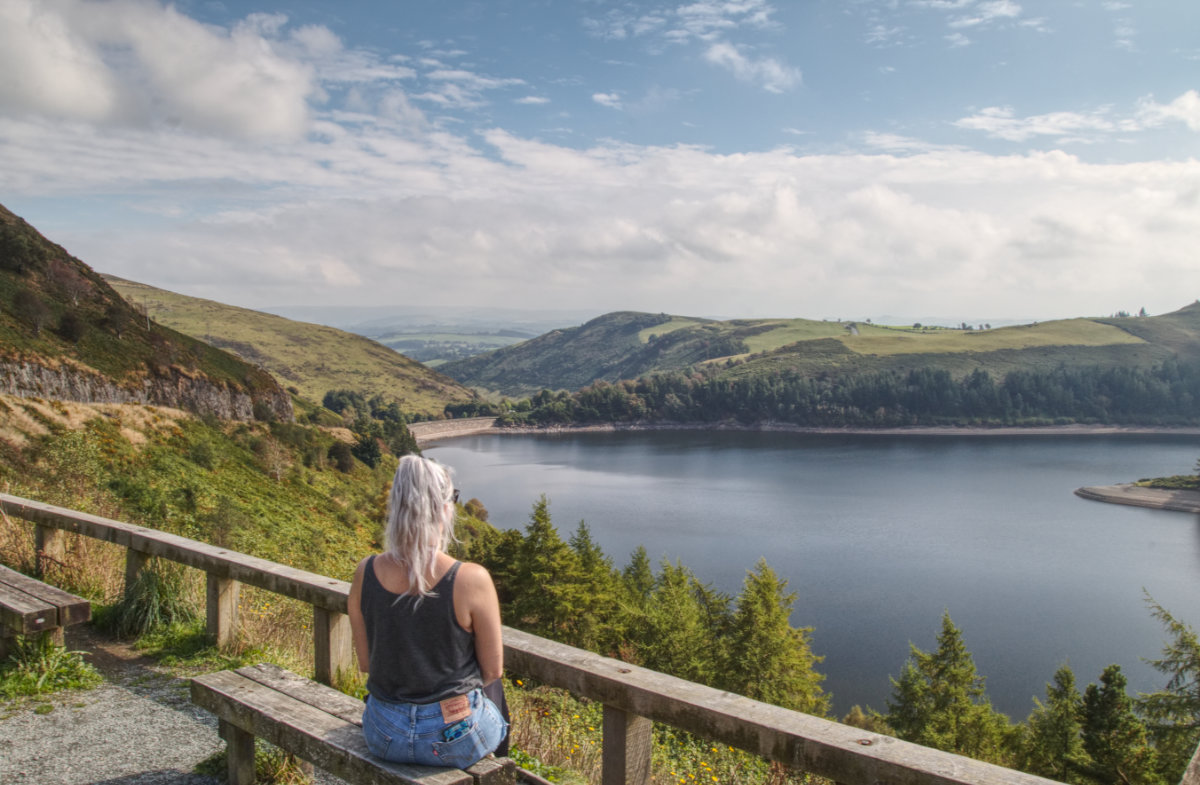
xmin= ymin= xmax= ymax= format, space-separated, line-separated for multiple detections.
xmin=622 ymin=545 xmax=654 ymax=601
xmin=1022 ymin=664 xmax=1091 ymax=783
xmin=623 ymin=560 xmax=718 ymax=684
xmin=566 ymin=521 xmax=624 ymax=651
xmin=1080 ymin=665 xmax=1161 ymax=785
xmin=1138 ymin=599 xmax=1200 ymax=783
xmin=505 ymin=496 xmax=586 ymax=640
xmin=886 ymin=611 xmax=1013 ymax=763
xmin=722 ymin=559 xmax=828 ymax=715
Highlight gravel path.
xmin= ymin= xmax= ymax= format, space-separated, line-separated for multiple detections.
xmin=0 ymin=627 xmax=352 ymax=785
xmin=0 ymin=627 xmax=224 ymax=785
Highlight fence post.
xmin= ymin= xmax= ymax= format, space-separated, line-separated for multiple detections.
xmin=206 ymin=573 xmax=241 ymax=649
xmin=34 ymin=524 xmax=65 ymax=578
xmin=124 ymin=548 xmax=149 ymax=598
xmin=602 ymin=704 xmax=653 ymax=785
xmin=312 ymin=606 xmax=352 ymax=686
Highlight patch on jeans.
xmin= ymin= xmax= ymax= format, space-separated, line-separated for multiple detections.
xmin=440 ymin=694 xmax=470 ymax=723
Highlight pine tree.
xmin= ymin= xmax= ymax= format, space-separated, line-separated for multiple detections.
xmin=624 ymin=560 xmax=718 ymax=684
xmin=886 ymin=611 xmax=1013 ymax=763
xmin=722 ymin=559 xmax=828 ymax=715
xmin=566 ymin=521 xmax=623 ymax=651
xmin=622 ymin=545 xmax=654 ymax=601
xmin=1022 ymin=664 xmax=1091 ymax=782
xmin=1079 ymin=664 xmax=1161 ymax=785
xmin=505 ymin=496 xmax=587 ymax=641
xmin=1138 ymin=598 xmax=1200 ymax=783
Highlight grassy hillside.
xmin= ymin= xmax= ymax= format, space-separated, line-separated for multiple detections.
xmin=0 ymin=204 xmax=281 ymax=400
xmin=104 ymin=277 xmax=477 ymax=417
xmin=442 ymin=305 xmax=1200 ymax=397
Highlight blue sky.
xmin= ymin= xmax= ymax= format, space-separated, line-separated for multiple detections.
xmin=1 ymin=0 xmax=1198 ymax=323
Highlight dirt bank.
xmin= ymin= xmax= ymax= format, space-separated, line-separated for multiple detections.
xmin=1075 ymin=484 xmax=1200 ymax=514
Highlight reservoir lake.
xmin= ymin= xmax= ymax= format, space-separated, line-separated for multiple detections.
xmin=425 ymin=430 xmax=1200 ymax=720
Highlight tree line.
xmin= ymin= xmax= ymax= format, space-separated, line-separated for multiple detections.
xmin=469 ymin=358 xmax=1200 ymax=428
xmin=453 ymin=498 xmax=1200 ymax=784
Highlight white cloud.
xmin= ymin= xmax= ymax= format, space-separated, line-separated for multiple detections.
xmin=865 ymin=25 xmax=906 ymax=47
xmin=954 ymin=106 xmax=1116 ymax=142
xmin=516 ymin=96 xmax=551 ymax=105
xmin=0 ymin=0 xmax=317 ymax=140
xmin=1136 ymin=91 xmax=1200 ymax=132
xmin=703 ymin=42 xmax=801 ymax=93
xmin=593 ymin=93 xmax=624 ymax=110
xmin=6 ymin=106 xmax=1198 ymax=321
xmin=956 ymin=92 xmax=1200 ymax=142
xmin=948 ymin=0 xmax=1022 ymax=29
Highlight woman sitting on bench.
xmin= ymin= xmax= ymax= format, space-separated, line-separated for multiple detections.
xmin=348 ymin=455 xmax=508 ymax=769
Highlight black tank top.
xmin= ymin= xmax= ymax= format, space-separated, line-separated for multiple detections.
xmin=361 ymin=557 xmax=483 ymax=703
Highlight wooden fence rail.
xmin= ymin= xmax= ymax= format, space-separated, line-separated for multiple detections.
xmin=2 ymin=492 xmax=1189 ymax=785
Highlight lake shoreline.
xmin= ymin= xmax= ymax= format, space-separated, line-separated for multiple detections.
xmin=1075 ymin=484 xmax=1200 ymax=514
xmin=412 ymin=417 xmax=1200 ymax=444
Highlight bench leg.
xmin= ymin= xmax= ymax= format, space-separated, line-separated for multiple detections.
xmin=219 ymin=718 xmax=256 ymax=785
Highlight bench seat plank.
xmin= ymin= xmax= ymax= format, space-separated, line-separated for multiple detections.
xmin=232 ymin=665 xmax=516 ymax=785
xmin=0 ymin=565 xmax=91 ymax=629
xmin=237 ymin=662 xmax=366 ymax=726
xmin=192 ymin=669 xmax=473 ymax=785
xmin=0 ymin=565 xmax=91 ymax=637
xmin=0 ymin=580 xmax=56 ymax=634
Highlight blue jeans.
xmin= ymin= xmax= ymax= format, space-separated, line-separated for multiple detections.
xmin=362 ymin=688 xmax=508 ymax=769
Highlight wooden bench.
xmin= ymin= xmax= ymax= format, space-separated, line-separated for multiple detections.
xmin=0 ymin=563 xmax=91 ymax=659
xmin=191 ymin=663 xmax=518 ymax=785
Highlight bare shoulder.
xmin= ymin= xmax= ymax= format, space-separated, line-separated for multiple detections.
xmin=456 ymin=560 xmax=492 ymax=580
xmin=456 ymin=561 xmax=495 ymax=589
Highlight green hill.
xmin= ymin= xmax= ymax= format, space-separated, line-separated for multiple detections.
xmin=104 ymin=277 xmax=478 ymax=418
xmin=441 ymin=306 xmax=1200 ymax=397
xmin=0 ymin=204 xmax=289 ymax=420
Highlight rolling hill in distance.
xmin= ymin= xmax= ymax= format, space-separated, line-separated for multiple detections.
xmin=103 ymin=276 xmax=477 ymax=417
xmin=439 ymin=306 xmax=1200 ymax=398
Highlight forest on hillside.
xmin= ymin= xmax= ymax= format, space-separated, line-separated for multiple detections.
xmin=456 ymin=357 xmax=1200 ymax=428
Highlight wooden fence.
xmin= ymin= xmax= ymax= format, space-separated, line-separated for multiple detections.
xmin=2 ymin=492 xmax=1192 ymax=785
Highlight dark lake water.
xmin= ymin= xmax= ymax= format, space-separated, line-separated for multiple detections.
xmin=425 ymin=430 xmax=1200 ymax=720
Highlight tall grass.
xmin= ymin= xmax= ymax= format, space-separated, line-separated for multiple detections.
xmin=0 ymin=633 xmax=102 ymax=699
xmin=98 ymin=559 xmax=200 ymax=639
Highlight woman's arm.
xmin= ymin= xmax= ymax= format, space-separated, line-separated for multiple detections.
xmin=348 ymin=557 xmax=371 ymax=674
xmin=458 ymin=562 xmax=503 ymax=684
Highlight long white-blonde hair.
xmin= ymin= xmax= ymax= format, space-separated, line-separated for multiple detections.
xmin=383 ymin=455 xmax=456 ymax=598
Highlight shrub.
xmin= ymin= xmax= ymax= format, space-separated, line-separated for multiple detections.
xmin=99 ymin=561 xmax=198 ymax=639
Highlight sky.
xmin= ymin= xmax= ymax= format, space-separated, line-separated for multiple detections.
xmin=1 ymin=0 xmax=1198 ymax=324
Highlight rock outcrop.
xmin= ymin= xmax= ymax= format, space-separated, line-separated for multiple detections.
xmin=0 ymin=359 xmax=293 ymax=422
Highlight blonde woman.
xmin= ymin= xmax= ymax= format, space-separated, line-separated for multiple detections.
xmin=348 ymin=455 xmax=506 ymax=768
